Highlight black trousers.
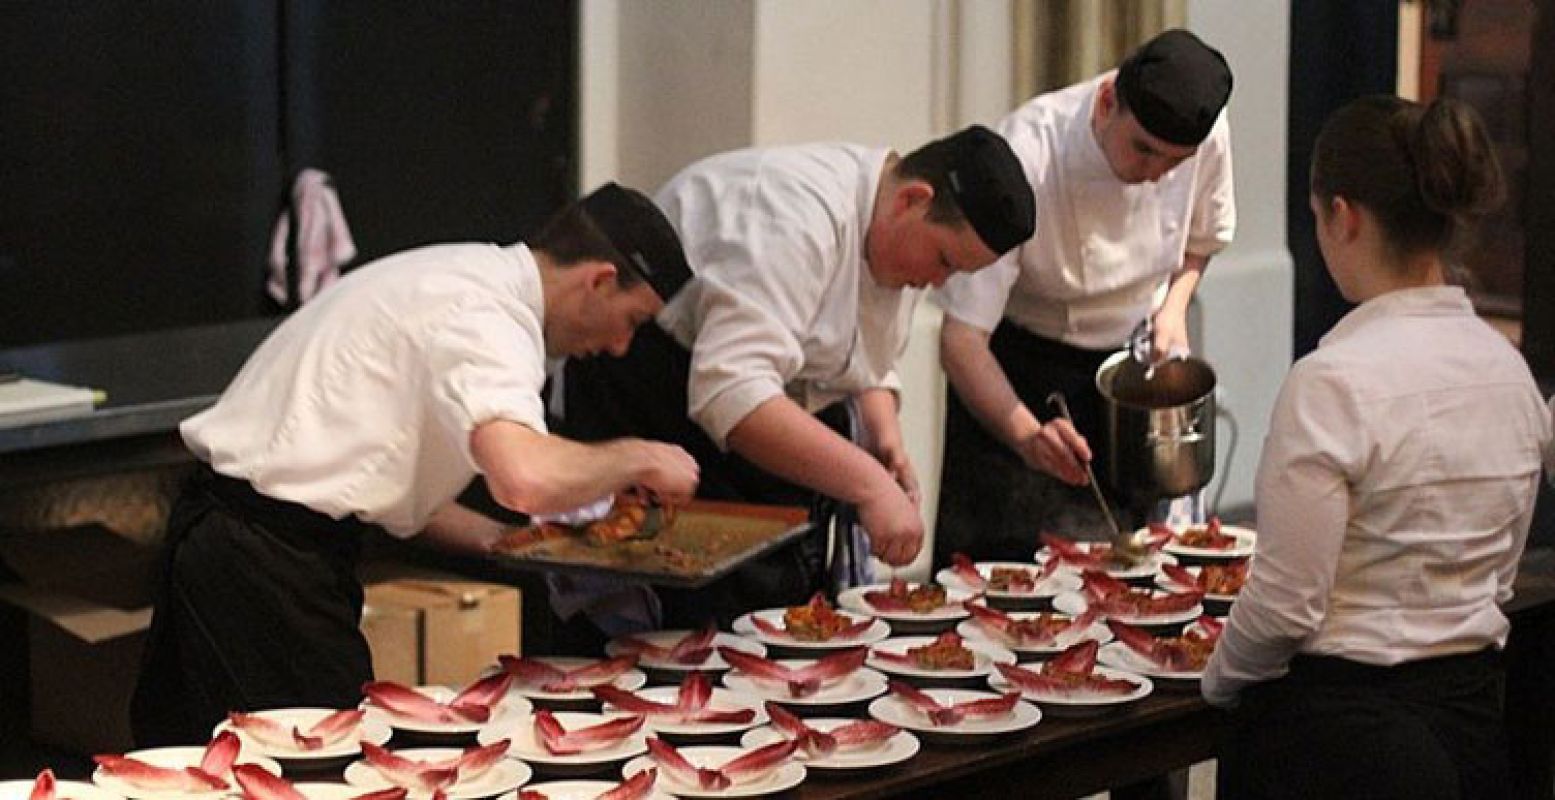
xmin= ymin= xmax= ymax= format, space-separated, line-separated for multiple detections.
xmin=130 ymin=465 xmax=374 ymax=747
xmin=558 ymin=324 xmax=836 ymax=632
xmin=1219 ymin=649 xmax=1512 ymax=800
xmin=934 ymin=320 xmax=1129 ymax=567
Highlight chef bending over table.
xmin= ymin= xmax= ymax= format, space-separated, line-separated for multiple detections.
xmin=130 ymin=184 xmax=700 ymax=747
xmin=557 ymin=125 xmax=1036 ymax=632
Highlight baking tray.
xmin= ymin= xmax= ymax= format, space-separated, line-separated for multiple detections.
xmin=470 ymin=499 xmax=813 ymax=589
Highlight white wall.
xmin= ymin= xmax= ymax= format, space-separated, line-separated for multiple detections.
xmin=578 ymin=0 xmax=1292 ymax=574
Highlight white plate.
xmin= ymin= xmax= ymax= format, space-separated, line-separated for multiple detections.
xmin=837 ymin=584 xmax=974 ymax=623
xmin=91 ymin=747 xmax=282 ymax=800
xmin=740 ymin=719 xmax=919 ymax=771
xmin=1159 ymin=524 xmax=1257 ymax=559
xmin=934 ymin=562 xmax=1080 ymax=600
xmin=987 ymin=663 xmax=1153 ymax=709
xmin=600 ymin=687 xmax=767 ymax=737
xmin=343 ymin=747 xmax=531 ymax=800
xmin=1 ymin=778 xmax=124 ymax=800
xmin=290 ymin=785 xmax=402 ymax=800
xmin=620 ymin=746 xmax=805 ymax=798
xmin=365 ymin=686 xmax=532 ymax=736
xmin=603 ymin=631 xmax=765 ymax=672
xmin=865 ymin=636 xmax=1016 ymax=680
xmin=213 ymin=707 xmax=392 ymax=761
xmin=731 ymin=609 xmax=891 ymax=650
xmin=867 ymin=689 xmax=1040 ymax=737
xmin=494 ymin=778 xmax=674 ymax=800
xmin=478 ymin=711 xmax=647 ymax=768
xmin=506 ymin=657 xmax=648 ymax=703
xmin=1052 ymin=591 xmax=1204 ymax=628
xmin=1097 ymin=641 xmax=1203 ymax=682
xmin=1034 ymin=544 xmax=1178 ymax=580
xmin=956 ymin=614 xmax=1113 ymax=658
xmin=720 ymin=661 xmax=887 ymax=706
xmin=1154 ymin=565 xmax=1241 ymax=604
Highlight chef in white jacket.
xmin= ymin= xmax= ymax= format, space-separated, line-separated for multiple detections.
xmin=561 ymin=125 xmax=1035 ymax=627
xmin=933 ymin=29 xmax=1235 ymax=565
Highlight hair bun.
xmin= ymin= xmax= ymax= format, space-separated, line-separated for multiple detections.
xmin=1406 ymin=98 xmax=1506 ymax=220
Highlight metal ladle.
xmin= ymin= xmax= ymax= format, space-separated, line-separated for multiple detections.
xmin=1046 ymin=391 xmax=1150 ymax=567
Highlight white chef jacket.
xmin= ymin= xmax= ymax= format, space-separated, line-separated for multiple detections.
xmin=182 ymin=243 xmax=550 ymax=537
xmin=654 ymin=144 xmax=917 ymax=449
xmin=1202 ymin=286 xmax=1552 ymax=706
xmin=935 ymin=72 xmax=1235 ymax=348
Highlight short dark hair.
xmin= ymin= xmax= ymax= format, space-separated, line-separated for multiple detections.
xmin=1312 ymin=94 xmax=1504 ymax=259
xmin=529 ymin=200 xmax=646 ymax=290
xmin=895 ymin=140 xmax=970 ymax=228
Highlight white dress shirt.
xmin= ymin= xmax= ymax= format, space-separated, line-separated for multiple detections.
xmin=1202 ymin=286 xmax=1552 ymax=706
xmin=183 ymin=243 xmax=550 ymax=537
xmin=935 ymin=72 xmax=1235 ymax=348
xmin=654 ymin=144 xmax=917 ymax=448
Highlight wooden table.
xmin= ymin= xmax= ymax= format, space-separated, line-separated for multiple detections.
xmin=788 ymin=690 xmax=1224 ymax=800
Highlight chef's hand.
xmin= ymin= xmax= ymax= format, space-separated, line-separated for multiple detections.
xmin=1018 ymin=418 xmax=1092 ymax=486
xmin=1151 ymin=311 xmax=1192 ymax=363
xmin=874 ymin=441 xmax=922 ymax=508
xmin=858 ymin=482 xmax=924 ymax=566
xmin=628 ymin=440 xmax=700 ymax=506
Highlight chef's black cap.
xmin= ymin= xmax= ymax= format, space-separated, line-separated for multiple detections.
xmin=922 ymin=125 xmax=1035 ymax=254
xmin=1116 ymin=29 xmax=1233 ymax=147
xmin=579 ymin=182 xmax=692 ymax=301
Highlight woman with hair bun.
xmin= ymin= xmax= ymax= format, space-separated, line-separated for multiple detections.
xmin=1202 ymin=94 xmax=1552 ymax=799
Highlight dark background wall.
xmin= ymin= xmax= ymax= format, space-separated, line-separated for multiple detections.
xmin=0 ymin=1 xmax=576 ymax=348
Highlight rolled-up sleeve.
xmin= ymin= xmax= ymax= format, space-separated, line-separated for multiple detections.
xmin=684 ymin=223 xmax=825 ymax=448
xmin=1186 ymin=115 xmax=1236 ymax=259
xmin=421 ymin=301 xmax=549 ymax=470
xmin=1202 ymin=361 xmax=1360 ymax=706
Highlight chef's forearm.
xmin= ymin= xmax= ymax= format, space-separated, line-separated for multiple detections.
xmin=854 ymin=387 xmax=901 ymax=456
xmin=726 ymin=395 xmax=899 ymax=506
xmin=1158 ymin=252 xmax=1210 ymax=323
xmin=940 ymin=316 xmax=1042 ymax=451
xmin=470 ymin=419 xmax=656 ymax=515
xmin=420 ymin=501 xmax=507 ymax=554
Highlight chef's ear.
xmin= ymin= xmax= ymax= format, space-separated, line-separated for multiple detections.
xmin=893 ymin=180 xmax=935 ymax=215
xmin=584 ymin=260 xmax=620 ymax=291
xmin=1329 ymin=196 xmax=1364 ymax=243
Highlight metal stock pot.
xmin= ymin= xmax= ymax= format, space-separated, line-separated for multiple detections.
xmin=1094 ymin=350 xmax=1218 ymax=509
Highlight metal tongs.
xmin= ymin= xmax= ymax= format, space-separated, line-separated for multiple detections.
xmin=1046 ymin=391 xmax=1150 ymax=567
xmin=1128 ymin=317 xmax=1159 ymax=381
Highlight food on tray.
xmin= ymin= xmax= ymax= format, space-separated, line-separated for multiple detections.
xmin=863 ymin=578 xmax=949 ymax=613
xmin=886 ymin=681 xmax=1020 ymax=727
xmin=964 ymin=602 xmax=1098 ymax=648
xmin=995 ymin=641 xmax=1141 ymax=696
xmin=1080 ymin=570 xmax=1202 ymax=618
xmin=872 ymin=632 xmax=976 ymax=671
xmin=754 ymin=592 xmax=874 ymax=641
xmin=1108 ymin=616 xmax=1224 ymax=672
xmin=1166 ymin=517 xmax=1239 ymax=550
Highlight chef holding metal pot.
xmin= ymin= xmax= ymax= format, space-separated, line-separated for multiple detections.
xmin=933 ymin=28 xmax=1236 ymax=565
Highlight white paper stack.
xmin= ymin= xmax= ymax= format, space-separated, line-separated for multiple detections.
xmin=0 ymin=378 xmax=101 ymax=429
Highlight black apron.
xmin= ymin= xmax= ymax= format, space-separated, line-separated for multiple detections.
xmin=558 ymin=323 xmax=837 ymax=631
xmin=933 ymin=319 xmax=1131 ymax=567
xmin=131 ymin=465 xmax=374 ymax=747
xmin=1218 ymin=648 xmax=1511 ymax=800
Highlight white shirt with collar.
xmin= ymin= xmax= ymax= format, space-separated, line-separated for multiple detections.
xmin=935 ymin=72 xmax=1235 ymax=348
xmin=1202 ymin=285 xmax=1552 ymax=706
xmin=182 ymin=242 xmax=550 ymax=537
xmin=654 ymin=143 xmax=916 ymax=449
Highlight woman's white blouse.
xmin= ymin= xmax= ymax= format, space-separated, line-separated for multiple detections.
xmin=935 ymin=72 xmax=1235 ymax=348
xmin=182 ymin=243 xmax=549 ymax=537
xmin=1203 ymin=286 xmax=1552 ymax=705
xmin=654 ymin=144 xmax=916 ymax=449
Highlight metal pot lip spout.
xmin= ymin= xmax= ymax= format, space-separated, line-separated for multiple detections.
xmin=1095 ymin=350 xmax=1217 ymax=410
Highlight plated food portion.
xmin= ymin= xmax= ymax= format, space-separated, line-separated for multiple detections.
xmin=1035 ymin=533 xmax=1177 ymax=580
xmin=499 ymin=656 xmax=648 ymax=705
xmin=621 ymin=740 xmax=805 ymax=799
xmin=838 ymin=580 xmax=974 ymax=625
xmin=92 ymin=733 xmax=283 ymax=800
xmin=217 ymin=708 xmax=391 ymax=763
xmin=478 ymin=710 xmax=647 ymax=772
xmin=595 ymin=672 xmax=767 ymax=738
xmin=361 ymin=676 xmax=531 ymax=736
xmin=1052 ymin=570 xmax=1205 ymax=627
xmin=866 ymin=632 xmax=1016 ymax=681
xmin=741 ymin=703 xmax=917 ymax=772
xmin=867 ymin=684 xmax=1040 ymax=738
xmin=731 ymin=594 xmax=891 ymax=650
xmin=987 ymin=641 xmax=1152 ymax=713
xmin=935 ymin=555 xmax=1081 ymax=601
xmin=957 ymin=603 xmax=1113 ymax=658
xmin=717 ymin=647 xmax=886 ymax=705
xmin=1098 ymin=616 xmax=1225 ymax=682
xmin=1156 ymin=519 xmax=1258 ymax=559
xmin=343 ymin=742 xmax=528 ymax=800
xmin=604 ymin=628 xmax=766 ymax=673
